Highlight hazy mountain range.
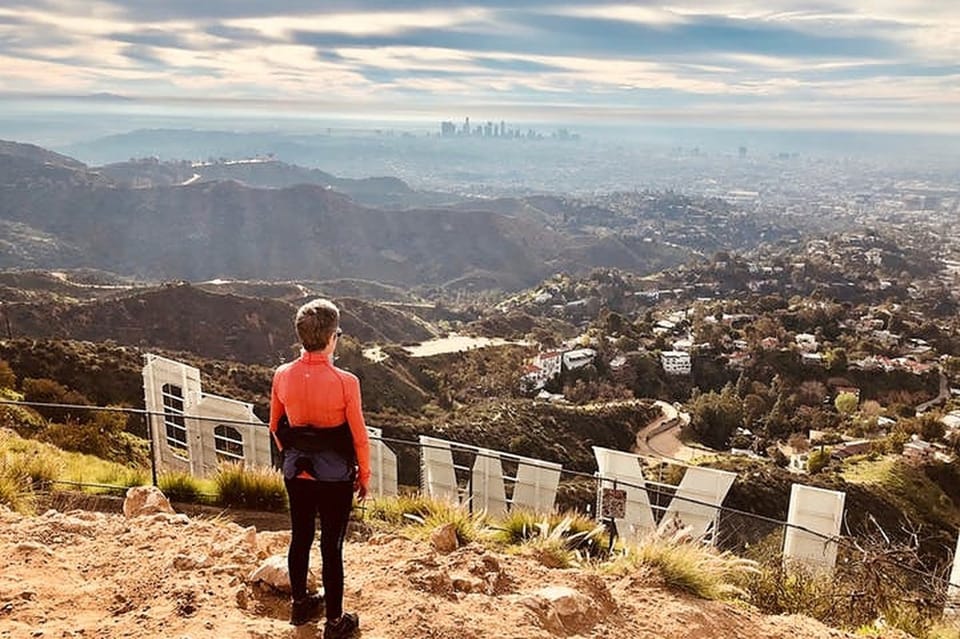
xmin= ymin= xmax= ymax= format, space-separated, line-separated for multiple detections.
xmin=0 ymin=139 xmax=694 ymax=291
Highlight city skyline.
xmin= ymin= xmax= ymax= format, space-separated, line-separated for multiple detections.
xmin=0 ymin=1 xmax=958 ymax=134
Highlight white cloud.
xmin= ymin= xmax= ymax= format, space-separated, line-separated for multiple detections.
xmin=224 ymin=7 xmax=494 ymax=39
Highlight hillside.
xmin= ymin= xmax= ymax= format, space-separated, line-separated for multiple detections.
xmin=0 ymin=500 xmax=879 ymax=639
xmin=0 ymin=282 xmax=435 ymax=366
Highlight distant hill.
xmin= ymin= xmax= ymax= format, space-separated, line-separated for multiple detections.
xmin=0 ymin=282 xmax=434 ymax=365
xmin=0 ymin=140 xmax=108 ymax=188
xmin=98 ymin=157 xmax=462 ymax=209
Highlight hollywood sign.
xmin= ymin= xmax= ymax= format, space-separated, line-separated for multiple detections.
xmin=142 ymin=353 xmax=846 ymax=571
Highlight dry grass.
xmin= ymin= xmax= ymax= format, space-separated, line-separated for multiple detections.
xmin=607 ymin=527 xmax=759 ymax=601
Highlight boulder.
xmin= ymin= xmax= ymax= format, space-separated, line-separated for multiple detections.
xmin=249 ymin=554 xmax=316 ymax=594
xmin=430 ymin=523 xmax=459 ymax=553
xmin=122 ymin=486 xmax=175 ymax=518
xmin=522 ymin=585 xmax=599 ymax=635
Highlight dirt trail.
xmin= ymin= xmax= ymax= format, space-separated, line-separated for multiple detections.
xmin=0 ymin=499 xmax=900 ymax=639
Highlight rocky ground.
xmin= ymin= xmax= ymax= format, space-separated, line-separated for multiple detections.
xmin=0 ymin=489 xmax=906 ymax=639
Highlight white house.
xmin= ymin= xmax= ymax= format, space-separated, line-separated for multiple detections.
xmin=521 ymin=350 xmax=564 ymax=390
xmin=563 ymin=348 xmax=596 ymax=371
xmin=795 ymin=333 xmax=818 ymax=352
xmin=660 ymin=350 xmax=692 ymax=375
xmin=801 ymin=352 xmax=824 ymax=367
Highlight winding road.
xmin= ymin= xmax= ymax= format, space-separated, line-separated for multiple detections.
xmin=634 ymin=400 xmax=698 ymax=461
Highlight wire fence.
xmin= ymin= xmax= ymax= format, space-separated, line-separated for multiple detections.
xmin=3 ymin=397 xmax=960 ymax=608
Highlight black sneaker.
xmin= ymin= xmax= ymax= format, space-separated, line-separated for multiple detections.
xmin=324 ymin=612 xmax=359 ymax=639
xmin=290 ymin=592 xmax=324 ymax=626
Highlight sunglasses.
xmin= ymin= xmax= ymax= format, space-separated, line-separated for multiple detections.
xmin=335 ymin=327 xmax=343 ymax=338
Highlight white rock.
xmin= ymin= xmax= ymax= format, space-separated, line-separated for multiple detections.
xmin=248 ymin=554 xmax=316 ymax=594
xmin=122 ymin=486 xmax=175 ymax=518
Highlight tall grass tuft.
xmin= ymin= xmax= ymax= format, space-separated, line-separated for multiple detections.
xmin=381 ymin=495 xmax=490 ymax=545
xmin=521 ymin=516 xmax=609 ymax=568
xmin=0 ymin=457 xmax=36 ymax=514
xmin=492 ymin=509 xmax=609 ymax=559
xmin=366 ymin=492 xmax=436 ymax=526
xmin=9 ymin=449 xmax=62 ymax=489
xmin=419 ymin=502 xmax=490 ymax=545
xmin=158 ymin=471 xmax=203 ymax=504
xmin=214 ymin=462 xmax=287 ymax=512
xmin=610 ymin=529 xmax=759 ymax=600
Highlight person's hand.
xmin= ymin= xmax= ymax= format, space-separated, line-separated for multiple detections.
xmin=354 ymin=478 xmax=368 ymax=501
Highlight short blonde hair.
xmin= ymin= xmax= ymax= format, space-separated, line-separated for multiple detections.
xmin=295 ymin=299 xmax=340 ymax=352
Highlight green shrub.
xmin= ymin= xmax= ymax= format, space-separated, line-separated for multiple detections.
xmin=419 ymin=502 xmax=490 ymax=545
xmin=40 ymin=410 xmax=149 ymax=466
xmin=807 ymin=449 xmax=830 ymax=474
xmin=741 ymin=546 xmax=945 ymax=637
xmin=21 ymin=377 xmax=91 ymax=423
xmin=0 ymin=389 xmax=47 ymax=435
xmin=390 ymin=496 xmax=490 ymax=545
xmin=214 ymin=462 xmax=287 ymax=512
xmin=490 ymin=508 xmax=542 ymax=545
xmin=0 ymin=359 xmax=15 ymax=390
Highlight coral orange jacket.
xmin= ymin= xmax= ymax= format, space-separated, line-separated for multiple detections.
xmin=269 ymin=351 xmax=371 ymax=487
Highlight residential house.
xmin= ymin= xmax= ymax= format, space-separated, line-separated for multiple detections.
xmin=563 ymin=348 xmax=597 ymax=371
xmin=661 ymin=350 xmax=692 ymax=375
xmin=520 ymin=350 xmax=564 ymax=391
xmin=795 ymin=333 xmax=819 ymax=352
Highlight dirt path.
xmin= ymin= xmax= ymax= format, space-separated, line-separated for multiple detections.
xmin=0 ymin=501 xmax=892 ymax=639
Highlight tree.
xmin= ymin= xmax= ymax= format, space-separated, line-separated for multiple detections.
xmin=687 ymin=390 xmax=743 ymax=450
xmin=0 ymin=359 xmax=15 ymax=390
xmin=807 ymin=448 xmax=830 ymax=474
xmin=834 ymin=391 xmax=859 ymax=416
xmin=22 ymin=377 xmax=92 ymax=423
xmin=742 ymin=393 xmax=768 ymax=428
xmin=824 ymin=347 xmax=848 ymax=373
xmin=795 ymin=380 xmax=827 ymax=407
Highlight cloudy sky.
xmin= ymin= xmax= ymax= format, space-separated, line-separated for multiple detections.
xmin=1 ymin=0 xmax=958 ymax=132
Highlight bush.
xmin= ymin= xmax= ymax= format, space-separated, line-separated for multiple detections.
xmin=21 ymin=377 xmax=92 ymax=423
xmin=40 ymin=410 xmax=149 ymax=466
xmin=382 ymin=495 xmax=490 ymax=545
xmin=740 ymin=531 xmax=947 ymax=637
xmin=491 ymin=509 xmax=610 ymax=559
xmin=518 ymin=516 xmax=608 ymax=568
xmin=214 ymin=462 xmax=287 ymax=512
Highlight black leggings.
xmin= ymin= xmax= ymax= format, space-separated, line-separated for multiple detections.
xmin=285 ymin=478 xmax=354 ymax=620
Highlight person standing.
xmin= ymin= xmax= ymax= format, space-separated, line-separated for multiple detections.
xmin=270 ymin=298 xmax=369 ymax=638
